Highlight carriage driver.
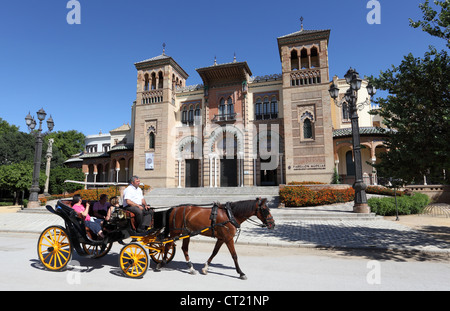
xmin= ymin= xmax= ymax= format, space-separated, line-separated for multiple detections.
xmin=123 ymin=176 xmax=153 ymax=233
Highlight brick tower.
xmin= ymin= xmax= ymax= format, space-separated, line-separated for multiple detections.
xmin=132 ymin=50 xmax=189 ymax=187
xmin=277 ymin=22 xmax=335 ymax=183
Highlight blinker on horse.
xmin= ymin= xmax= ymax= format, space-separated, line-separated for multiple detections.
xmin=162 ymin=198 xmax=274 ymax=280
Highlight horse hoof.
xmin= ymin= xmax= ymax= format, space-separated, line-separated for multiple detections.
xmin=155 ymin=263 xmax=162 ymax=272
xmin=189 ymin=269 xmax=197 ymax=275
xmin=201 ymin=268 xmax=208 ymax=275
xmin=239 ymin=274 xmax=247 ymax=280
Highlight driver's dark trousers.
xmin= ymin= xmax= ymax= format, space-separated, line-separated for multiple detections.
xmin=124 ymin=205 xmax=152 ymax=231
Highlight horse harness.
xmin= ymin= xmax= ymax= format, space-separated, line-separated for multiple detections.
xmin=172 ymin=202 xmax=240 ymax=238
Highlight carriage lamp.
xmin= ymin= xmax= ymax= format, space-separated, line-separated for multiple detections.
xmin=24 ymin=108 xmax=54 ymax=208
xmin=328 ymin=68 xmax=376 ymax=213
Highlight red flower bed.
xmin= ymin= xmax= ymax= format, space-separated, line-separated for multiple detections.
xmin=280 ymin=186 xmax=355 ymax=207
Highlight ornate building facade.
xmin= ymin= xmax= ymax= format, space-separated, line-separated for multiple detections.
xmin=72 ymin=24 xmax=388 ymax=188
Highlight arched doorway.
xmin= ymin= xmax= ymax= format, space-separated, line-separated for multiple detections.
xmin=207 ymin=125 xmax=244 ymax=187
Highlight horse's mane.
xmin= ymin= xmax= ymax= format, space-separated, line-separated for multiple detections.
xmin=228 ymin=199 xmax=265 ymax=218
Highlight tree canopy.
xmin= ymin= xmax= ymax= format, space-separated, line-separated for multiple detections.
xmin=370 ymin=1 xmax=450 ymax=184
xmin=0 ymin=118 xmax=86 ymax=197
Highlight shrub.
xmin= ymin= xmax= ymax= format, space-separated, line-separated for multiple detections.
xmin=72 ymin=184 xmax=151 ymax=201
xmin=280 ymin=186 xmax=355 ymax=207
xmin=287 ymin=181 xmax=326 ymax=185
xmin=366 ymin=185 xmax=404 ymax=197
xmin=368 ymin=193 xmax=430 ymax=216
xmin=74 ymin=186 xmax=121 ymax=201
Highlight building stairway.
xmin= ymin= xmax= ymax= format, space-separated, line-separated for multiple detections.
xmin=145 ymin=186 xmax=280 ymax=208
xmin=21 ymin=186 xmax=379 ymax=220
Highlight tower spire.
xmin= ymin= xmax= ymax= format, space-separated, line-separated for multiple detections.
xmin=162 ymin=43 xmax=166 ymax=55
xmin=300 ymin=16 xmax=304 ymax=31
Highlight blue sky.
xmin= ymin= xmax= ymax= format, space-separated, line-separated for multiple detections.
xmin=0 ymin=0 xmax=446 ymax=135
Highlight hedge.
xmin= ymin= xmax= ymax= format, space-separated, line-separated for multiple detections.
xmin=367 ymin=193 xmax=430 ymax=216
xmin=280 ymin=186 xmax=355 ymax=207
xmin=365 ymin=185 xmax=405 ymax=197
xmin=73 ymin=187 xmax=122 ymax=201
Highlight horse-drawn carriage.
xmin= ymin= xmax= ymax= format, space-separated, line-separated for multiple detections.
xmin=37 ymin=181 xmax=275 ymax=279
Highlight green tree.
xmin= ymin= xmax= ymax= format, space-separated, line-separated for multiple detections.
xmin=46 ymin=130 xmax=85 ymax=161
xmin=409 ymin=0 xmax=450 ymax=48
xmin=370 ymin=48 xmax=450 ymax=184
xmin=370 ymin=1 xmax=450 ymax=184
xmin=0 ymin=119 xmax=35 ymax=165
xmin=0 ymin=162 xmax=46 ymax=204
xmin=48 ymin=166 xmax=84 ymax=194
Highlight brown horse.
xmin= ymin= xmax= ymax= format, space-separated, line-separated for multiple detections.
xmin=163 ymin=198 xmax=275 ymax=280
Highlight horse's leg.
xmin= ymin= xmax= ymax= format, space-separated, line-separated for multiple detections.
xmin=181 ymin=238 xmax=196 ymax=275
xmin=155 ymin=243 xmax=170 ymax=271
xmin=225 ymin=239 xmax=247 ymax=280
xmin=202 ymin=239 xmax=224 ymax=275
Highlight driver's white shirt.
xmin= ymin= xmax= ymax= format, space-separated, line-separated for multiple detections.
xmin=123 ymin=185 xmax=143 ymax=207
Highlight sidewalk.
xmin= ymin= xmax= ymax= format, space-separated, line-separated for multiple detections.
xmin=0 ymin=201 xmax=449 ymax=255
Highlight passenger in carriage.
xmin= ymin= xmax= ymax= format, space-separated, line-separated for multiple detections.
xmin=123 ymin=176 xmax=152 ymax=233
xmin=93 ymin=194 xmax=111 ymax=219
xmin=72 ymin=195 xmax=104 ymax=239
xmin=105 ymin=196 xmax=120 ymax=221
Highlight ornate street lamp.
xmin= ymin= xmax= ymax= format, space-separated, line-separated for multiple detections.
xmin=329 ymin=69 xmax=376 ymax=213
xmin=25 ymin=108 xmax=54 ymax=208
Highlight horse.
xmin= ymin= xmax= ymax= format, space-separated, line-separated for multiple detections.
xmin=161 ymin=198 xmax=275 ymax=280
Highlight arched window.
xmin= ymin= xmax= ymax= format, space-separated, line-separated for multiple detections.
xmin=291 ymin=50 xmax=299 ymax=70
xmin=227 ymin=97 xmax=234 ymax=117
xmin=158 ymin=71 xmax=163 ymax=89
xmin=182 ymin=106 xmax=188 ymax=125
xmin=194 ymin=104 xmax=201 ymax=125
xmin=144 ymin=74 xmax=150 ymax=91
xmin=149 ymin=132 xmax=155 ymax=149
xmin=255 ymin=98 xmax=262 ymax=120
xmin=303 ymin=119 xmax=313 ymax=139
xmin=263 ymin=97 xmax=270 ymax=119
xmin=270 ymin=96 xmax=278 ymax=119
xmin=300 ymin=48 xmax=308 ymax=69
xmin=219 ymin=98 xmax=226 ymax=117
xmin=151 ymin=72 xmax=156 ymax=90
xmin=310 ymin=46 xmax=319 ymax=68
xmin=188 ymin=105 xmax=194 ymax=125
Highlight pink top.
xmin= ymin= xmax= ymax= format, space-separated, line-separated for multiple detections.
xmin=72 ymin=203 xmax=90 ymax=221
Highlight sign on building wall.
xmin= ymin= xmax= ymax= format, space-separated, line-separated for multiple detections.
xmin=145 ymin=153 xmax=154 ymax=170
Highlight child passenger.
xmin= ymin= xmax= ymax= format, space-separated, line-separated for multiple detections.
xmin=105 ymin=196 xmax=120 ymax=221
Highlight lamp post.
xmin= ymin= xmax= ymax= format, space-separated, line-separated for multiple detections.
xmin=25 ymin=108 xmax=54 ymax=208
xmin=329 ymin=68 xmax=376 ymax=213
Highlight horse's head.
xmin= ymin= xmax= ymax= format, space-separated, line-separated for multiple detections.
xmin=255 ymin=198 xmax=275 ymax=230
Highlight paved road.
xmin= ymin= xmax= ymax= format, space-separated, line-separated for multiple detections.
xmin=1 ymin=201 xmax=449 ymax=254
xmin=1 ymin=233 xmax=449 ymax=292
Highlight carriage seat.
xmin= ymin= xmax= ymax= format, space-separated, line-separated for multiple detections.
xmin=124 ymin=210 xmax=137 ymax=231
xmin=60 ymin=199 xmax=101 ymax=240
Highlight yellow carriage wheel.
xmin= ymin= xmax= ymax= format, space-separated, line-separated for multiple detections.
xmin=118 ymin=243 xmax=149 ymax=278
xmin=37 ymin=226 xmax=72 ymax=271
xmin=149 ymin=242 xmax=176 ymax=264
